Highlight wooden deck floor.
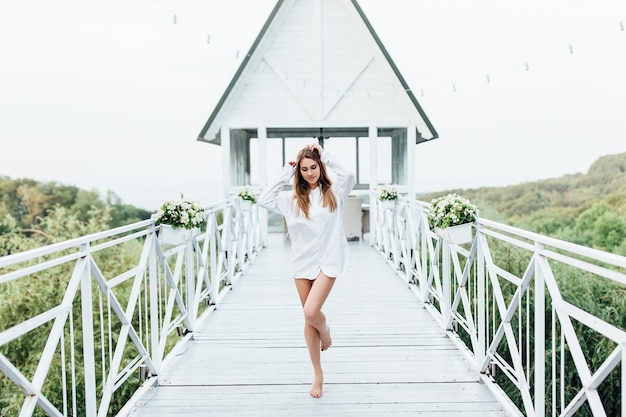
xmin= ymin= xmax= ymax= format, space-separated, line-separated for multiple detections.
xmin=125 ymin=234 xmax=509 ymax=417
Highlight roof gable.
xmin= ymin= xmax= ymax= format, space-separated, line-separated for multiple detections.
xmin=198 ymin=0 xmax=437 ymax=144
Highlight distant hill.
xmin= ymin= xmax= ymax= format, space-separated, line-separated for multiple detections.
xmin=418 ymin=152 xmax=626 ymax=255
xmin=419 ymin=152 xmax=626 ymax=222
xmin=0 ymin=176 xmax=152 ymax=232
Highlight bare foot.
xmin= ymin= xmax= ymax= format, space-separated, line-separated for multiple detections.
xmin=320 ymin=326 xmax=332 ymax=351
xmin=310 ymin=373 xmax=323 ymax=398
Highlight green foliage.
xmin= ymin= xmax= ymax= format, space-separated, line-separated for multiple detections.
xmin=0 ymin=177 xmax=153 ymax=415
xmin=0 ymin=204 xmax=145 ymax=416
xmin=0 ymin=176 xmax=151 ymax=236
xmin=419 ymin=152 xmax=626 ymax=254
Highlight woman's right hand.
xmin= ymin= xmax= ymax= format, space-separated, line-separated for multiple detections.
xmin=307 ymin=143 xmax=323 ymax=156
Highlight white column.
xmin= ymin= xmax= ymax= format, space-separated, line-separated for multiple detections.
xmin=221 ymin=126 xmax=231 ymax=198
xmin=258 ymin=127 xmax=268 ymax=245
xmin=407 ymin=125 xmax=416 ymax=199
xmin=368 ymin=126 xmax=377 ymax=245
xmin=258 ymin=127 xmax=267 ymax=186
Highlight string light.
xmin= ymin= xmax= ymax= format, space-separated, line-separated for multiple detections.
xmin=151 ymin=2 xmax=623 ymax=99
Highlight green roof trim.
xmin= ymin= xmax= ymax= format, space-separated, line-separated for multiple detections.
xmin=198 ymin=0 xmax=438 ymax=144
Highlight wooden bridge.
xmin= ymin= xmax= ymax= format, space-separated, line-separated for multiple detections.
xmin=122 ymin=233 xmax=507 ymax=417
xmin=2 ymin=198 xmax=625 ymax=417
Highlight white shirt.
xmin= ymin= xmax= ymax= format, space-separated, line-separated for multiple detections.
xmin=259 ymin=151 xmax=357 ymax=279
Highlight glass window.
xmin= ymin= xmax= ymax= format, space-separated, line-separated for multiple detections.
xmin=324 ymin=137 xmax=357 ymax=182
xmin=284 ymin=137 xmax=314 ymax=164
xmin=249 ymin=133 xmax=397 ymax=188
xmin=250 ymin=137 xmax=287 ymax=185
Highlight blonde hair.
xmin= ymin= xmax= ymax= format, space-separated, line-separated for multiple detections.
xmin=293 ymin=147 xmax=337 ymax=218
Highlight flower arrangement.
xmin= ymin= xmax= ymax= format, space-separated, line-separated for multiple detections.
xmin=378 ymin=184 xmax=398 ymax=201
xmin=237 ymin=187 xmax=257 ymax=204
xmin=154 ymin=195 xmax=206 ymax=230
xmin=428 ymin=193 xmax=478 ymax=229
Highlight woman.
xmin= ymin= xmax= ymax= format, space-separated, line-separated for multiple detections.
xmin=258 ymin=143 xmax=356 ymax=398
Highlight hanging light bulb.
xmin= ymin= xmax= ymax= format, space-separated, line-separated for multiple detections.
xmin=569 ymin=44 xmax=574 ymax=54
xmin=173 ymin=14 xmax=177 ymax=24
xmin=486 ymin=74 xmax=491 ymax=83
xmin=207 ymin=35 xmax=211 ymax=44
xmin=525 ymin=62 xmax=530 ymax=71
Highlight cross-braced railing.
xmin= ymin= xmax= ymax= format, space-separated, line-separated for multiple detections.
xmin=0 ymin=199 xmax=262 ymax=417
xmin=373 ymin=196 xmax=626 ymax=417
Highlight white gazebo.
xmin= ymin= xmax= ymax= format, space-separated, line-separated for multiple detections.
xmin=197 ymin=0 xmax=438 ymax=239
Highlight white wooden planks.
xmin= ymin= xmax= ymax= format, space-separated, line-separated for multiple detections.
xmin=123 ymin=233 xmax=508 ymax=417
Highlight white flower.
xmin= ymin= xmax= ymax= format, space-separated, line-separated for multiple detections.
xmin=427 ymin=193 xmax=478 ymax=229
xmin=154 ymin=195 xmax=206 ymax=230
xmin=237 ymin=187 xmax=257 ymax=203
xmin=378 ymin=184 xmax=398 ymax=201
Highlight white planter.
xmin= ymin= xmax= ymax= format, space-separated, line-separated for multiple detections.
xmin=436 ymin=223 xmax=473 ymax=245
xmin=380 ymin=199 xmax=396 ymax=210
xmin=239 ymin=199 xmax=253 ymax=211
xmin=159 ymin=224 xmax=200 ymax=245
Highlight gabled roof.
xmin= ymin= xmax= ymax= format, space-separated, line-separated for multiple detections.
xmin=198 ymin=0 xmax=438 ymax=145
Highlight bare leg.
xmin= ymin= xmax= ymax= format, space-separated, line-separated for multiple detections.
xmin=294 ymin=272 xmax=336 ymax=398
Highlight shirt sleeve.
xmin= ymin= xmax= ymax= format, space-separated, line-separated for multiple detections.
xmin=321 ymin=151 xmax=356 ymax=202
xmin=258 ymin=163 xmax=295 ymax=215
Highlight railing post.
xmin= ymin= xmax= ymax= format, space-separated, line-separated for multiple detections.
xmin=238 ymin=211 xmax=246 ymax=272
xmin=224 ymin=205 xmax=234 ymax=285
xmin=149 ymin=227 xmax=160 ymax=371
xmin=442 ymin=238 xmax=451 ymax=328
xmin=623 ymin=345 xmax=626 ymax=417
xmin=420 ymin=210 xmax=429 ymax=302
xmin=534 ymin=241 xmax=546 ymax=417
xmin=79 ymin=244 xmax=97 ymax=417
xmin=477 ymin=225 xmax=486 ymax=367
xmin=210 ymin=218 xmax=219 ymax=303
xmin=185 ymin=234 xmax=196 ymax=330
xmin=223 ymin=205 xmax=236 ymax=285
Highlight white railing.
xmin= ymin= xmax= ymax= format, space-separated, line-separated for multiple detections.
xmin=0 ymin=199 xmax=262 ymax=417
xmin=373 ymin=196 xmax=626 ymax=417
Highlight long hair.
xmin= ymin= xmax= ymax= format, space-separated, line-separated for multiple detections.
xmin=293 ymin=147 xmax=337 ymax=218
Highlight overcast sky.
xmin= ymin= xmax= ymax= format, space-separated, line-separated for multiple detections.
xmin=1 ymin=0 xmax=625 ymax=210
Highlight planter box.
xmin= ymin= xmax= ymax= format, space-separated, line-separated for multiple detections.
xmin=239 ymin=199 xmax=253 ymax=211
xmin=436 ymin=223 xmax=473 ymax=245
xmin=380 ymin=199 xmax=396 ymax=210
xmin=159 ymin=224 xmax=200 ymax=245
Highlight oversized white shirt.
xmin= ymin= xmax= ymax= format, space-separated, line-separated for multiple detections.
xmin=259 ymin=151 xmax=356 ymax=279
